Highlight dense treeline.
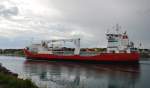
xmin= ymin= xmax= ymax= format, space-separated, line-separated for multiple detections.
xmin=0 ymin=49 xmax=24 ymax=56
xmin=139 ymin=49 xmax=150 ymax=58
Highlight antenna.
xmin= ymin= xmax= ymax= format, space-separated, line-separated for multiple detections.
xmin=139 ymin=42 xmax=142 ymax=49
xmin=116 ymin=24 xmax=121 ymax=34
xmin=106 ymin=29 xmax=109 ymax=34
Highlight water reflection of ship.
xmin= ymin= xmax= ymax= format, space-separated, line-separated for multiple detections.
xmin=24 ymin=60 xmax=140 ymax=88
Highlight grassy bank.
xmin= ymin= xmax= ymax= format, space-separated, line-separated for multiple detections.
xmin=0 ymin=64 xmax=38 ymax=88
xmin=0 ymin=73 xmax=38 ymax=88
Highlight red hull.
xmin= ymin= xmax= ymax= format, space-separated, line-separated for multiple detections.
xmin=23 ymin=49 xmax=140 ymax=62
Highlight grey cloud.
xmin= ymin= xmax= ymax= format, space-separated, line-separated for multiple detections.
xmin=0 ymin=0 xmax=150 ymax=48
xmin=0 ymin=5 xmax=18 ymax=18
xmin=49 ymin=0 xmax=150 ymax=48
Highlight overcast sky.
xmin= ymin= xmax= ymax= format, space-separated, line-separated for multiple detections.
xmin=0 ymin=0 xmax=150 ymax=49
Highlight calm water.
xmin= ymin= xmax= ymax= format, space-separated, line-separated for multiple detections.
xmin=0 ymin=56 xmax=150 ymax=88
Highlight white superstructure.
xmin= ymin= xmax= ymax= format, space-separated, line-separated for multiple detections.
xmin=106 ymin=24 xmax=133 ymax=53
xmin=27 ymin=38 xmax=80 ymax=55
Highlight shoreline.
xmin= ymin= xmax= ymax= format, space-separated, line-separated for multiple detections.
xmin=0 ymin=63 xmax=38 ymax=88
xmin=0 ymin=63 xmax=18 ymax=77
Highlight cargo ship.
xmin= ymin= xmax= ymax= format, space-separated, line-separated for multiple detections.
xmin=23 ymin=25 xmax=140 ymax=62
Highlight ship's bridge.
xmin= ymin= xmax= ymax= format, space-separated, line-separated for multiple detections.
xmin=106 ymin=25 xmax=131 ymax=53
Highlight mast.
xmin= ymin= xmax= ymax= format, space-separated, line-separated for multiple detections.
xmin=115 ymin=24 xmax=121 ymax=34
